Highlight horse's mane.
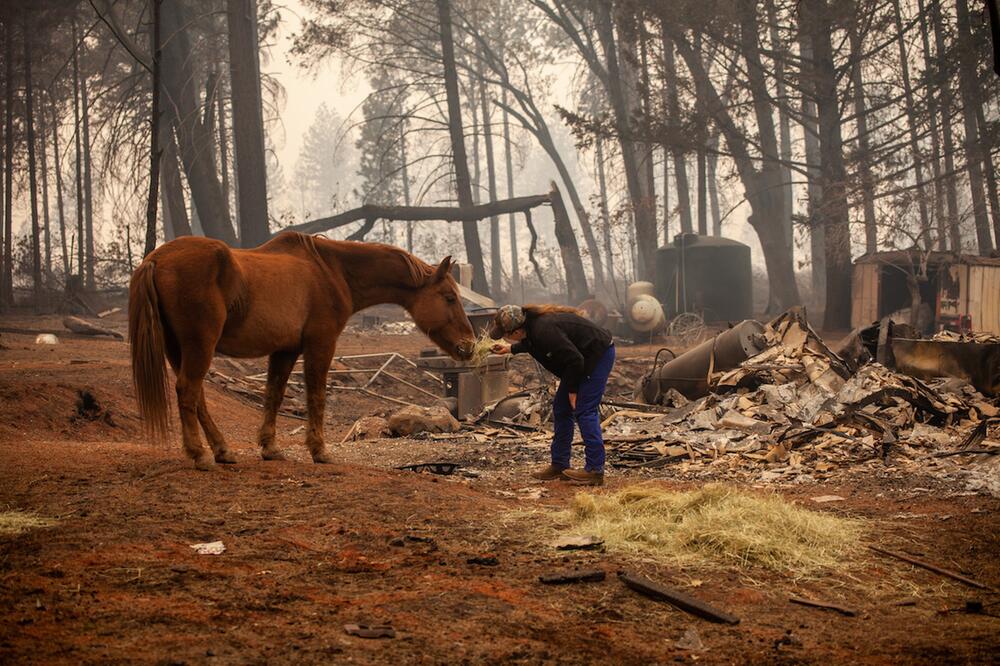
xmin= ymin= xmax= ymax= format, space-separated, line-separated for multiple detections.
xmin=297 ymin=232 xmax=435 ymax=289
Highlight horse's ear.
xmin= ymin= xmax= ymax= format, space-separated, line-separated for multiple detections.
xmin=433 ymin=256 xmax=452 ymax=282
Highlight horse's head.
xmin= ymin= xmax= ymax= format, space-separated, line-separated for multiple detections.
xmin=410 ymin=256 xmax=476 ymax=361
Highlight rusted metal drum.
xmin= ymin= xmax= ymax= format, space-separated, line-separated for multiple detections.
xmin=638 ymin=319 xmax=767 ymax=402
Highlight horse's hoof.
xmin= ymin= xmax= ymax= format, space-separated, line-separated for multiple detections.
xmin=312 ymin=451 xmax=335 ymax=464
xmin=215 ymin=450 xmax=237 ymax=464
xmin=194 ymin=456 xmax=216 ymax=471
xmin=261 ymin=448 xmax=286 ymax=461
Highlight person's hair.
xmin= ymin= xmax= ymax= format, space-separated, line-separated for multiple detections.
xmin=522 ymin=304 xmax=583 ymax=317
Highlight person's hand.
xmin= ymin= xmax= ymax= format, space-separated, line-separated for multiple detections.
xmin=568 ymin=393 xmax=577 ymax=410
xmin=491 ymin=342 xmax=511 ymax=355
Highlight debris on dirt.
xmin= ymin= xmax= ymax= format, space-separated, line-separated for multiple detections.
xmin=618 ymin=570 xmax=741 ymax=625
xmin=789 ymin=595 xmax=858 ymax=617
xmin=538 ymin=569 xmax=606 ymax=585
xmin=74 ymin=390 xmax=115 ymax=425
xmin=467 ymin=555 xmax=500 ymax=566
xmin=675 ymin=627 xmax=707 ymax=652
xmin=62 ymin=316 xmax=124 ymax=340
xmin=35 ymin=334 xmax=59 ymax=345
xmin=810 ymin=495 xmax=846 ymax=503
xmin=189 ymin=541 xmax=226 ymax=555
xmin=563 ymin=485 xmax=862 ymax=573
xmin=869 ymin=545 xmax=993 ymax=590
xmin=344 ymin=623 xmax=396 ymax=639
xmin=0 ymin=510 xmax=57 ymax=536
xmin=388 ymin=404 xmax=460 ymax=435
xmin=396 ymin=462 xmax=461 ymax=476
xmin=551 ymin=535 xmax=605 ymax=550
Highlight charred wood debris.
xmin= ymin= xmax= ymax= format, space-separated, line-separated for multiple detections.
xmin=206 ymin=309 xmax=1000 ymax=494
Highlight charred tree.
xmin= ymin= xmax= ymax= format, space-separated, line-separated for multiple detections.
xmin=1 ymin=18 xmax=11 ymax=305
xmin=144 ymin=0 xmax=162 ymax=257
xmin=955 ymin=0 xmax=994 ymax=253
xmin=932 ymin=0 xmax=963 ymax=251
xmin=51 ymin=102 xmax=69 ymax=277
xmin=71 ymin=18 xmax=85 ymax=279
xmin=803 ymin=0 xmax=852 ymax=329
xmin=161 ymin=0 xmax=237 ymax=245
xmin=227 ymin=0 xmax=270 ymax=247
xmin=661 ymin=29 xmax=693 ymax=235
xmin=38 ymin=91 xmax=51 ymax=279
xmin=436 ymin=0 xmax=488 ymax=294
xmin=500 ymin=88 xmax=519 ymax=292
xmin=80 ymin=37 xmax=95 ymax=288
xmin=916 ymin=0 xmax=948 ymax=251
xmin=23 ymin=10 xmax=42 ymax=304
xmin=848 ymin=16 xmax=878 ymax=253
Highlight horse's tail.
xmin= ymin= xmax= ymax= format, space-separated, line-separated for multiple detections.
xmin=128 ymin=260 xmax=170 ymax=442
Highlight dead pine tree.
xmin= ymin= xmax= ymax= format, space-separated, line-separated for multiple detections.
xmin=23 ymin=9 xmax=43 ymax=307
xmin=435 ymin=0 xmax=488 ymax=295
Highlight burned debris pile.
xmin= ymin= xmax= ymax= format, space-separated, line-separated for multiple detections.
xmin=611 ymin=310 xmax=999 ymax=490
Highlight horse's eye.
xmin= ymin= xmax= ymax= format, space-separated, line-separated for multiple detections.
xmin=444 ymin=294 xmax=457 ymax=304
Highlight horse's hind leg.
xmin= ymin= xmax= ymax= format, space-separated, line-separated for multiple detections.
xmin=198 ymin=387 xmax=235 ymax=464
xmin=258 ymin=350 xmax=299 ymax=461
xmin=164 ymin=325 xmax=232 ymax=464
xmin=302 ymin=341 xmax=337 ymax=464
xmin=174 ymin=339 xmax=220 ymax=471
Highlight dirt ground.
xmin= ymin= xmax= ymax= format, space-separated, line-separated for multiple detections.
xmin=1 ymin=312 xmax=999 ymax=664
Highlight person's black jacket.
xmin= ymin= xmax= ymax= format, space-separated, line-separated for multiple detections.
xmin=511 ymin=311 xmax=613 ymax=392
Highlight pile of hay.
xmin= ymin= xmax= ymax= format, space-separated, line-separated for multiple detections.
xmin=563 ymin=484 xmax=862 ymax=574
xmin=0 ymin=510 xmax=57 ymax=536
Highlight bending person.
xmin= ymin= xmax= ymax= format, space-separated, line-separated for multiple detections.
xmin=489 ymin=304 xmax=615 ymax=486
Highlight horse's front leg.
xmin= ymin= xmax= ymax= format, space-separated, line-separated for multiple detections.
xmin=258 ymin=350 xmax=300 ymax=461
xmin=302 ymin=341 xmax=337 ymax=464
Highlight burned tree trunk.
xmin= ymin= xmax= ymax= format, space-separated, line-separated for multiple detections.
xmin=51 ymin=102 xmax=69 ymax=277
xmin=81 ymin=41 xmax=95 ymax=288
xmin=436 ymin=0 xmax=488 ymax=294
xmin=595 ymin=2 xmax=658 ymax=281
xmin=916 ymin=0 xmax=948 ymax=251
xmin=478 ymin=59 xmax=502 ymax=295
xmin=500 ymin=89 xmax=519 ymax=292
xmin=932 ymin=1 xmax=963 ymax=251
xmin=144 ymin=0 xmax=162 ymax=257
xmin=160 ymin=121 xmax=191 ymax=239
xmin=848 ymin=19 xmax=878 ymax=254
xmin=161 ymin=0 xmax=237 ymax=245
xmin=955 ymin=0 xmax=994 ymax=253
xmin=38 ymin=91 xmax=51 ymax=280
xmin=72 ymin=18 xmax=85 ymax=278
xmin=551 ymin=183 xmax=588 ymax=304
xmin=891 ymin=0 xmax=932 ymax=247
xmin=803 ymin=0 xmax=852 ymax=329
xmin=2 ymin=19 xmax=11 ymax=306
xmin=227 ymin=0 xmax=270 ymax=248
xmin=661 ymin=30 xmax=693 ymax=235
xmin=23 ymin=11 xmax=43 ymax=304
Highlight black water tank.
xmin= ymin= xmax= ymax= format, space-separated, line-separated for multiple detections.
xmin=655 ymin=233 xmax=753 ymax=323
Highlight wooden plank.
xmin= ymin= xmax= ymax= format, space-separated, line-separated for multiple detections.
xmin=986 ymin=268 xmax=1000 ymax=333
xmin=458 ymin=283 xmax=496 ymax=309
xmin=851 ymin=266 xmax=863 ymax=328
xmin=868 ymin=264 xmax=879 ymax=322
xmin=869 ymin=546 xmax=993 ymax=590
xmin=618 ymin=571 xmax=741 ymax=624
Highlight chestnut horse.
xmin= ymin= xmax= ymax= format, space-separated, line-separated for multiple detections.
xmin=128 ymin=231 xmax=475 ymax=470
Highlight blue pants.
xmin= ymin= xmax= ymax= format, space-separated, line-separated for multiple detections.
xmin=551 ymin=344 xmax=615 ymax=473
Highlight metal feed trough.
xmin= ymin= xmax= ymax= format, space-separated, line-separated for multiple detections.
xmin=416 ymin=307 xmax=509 ymax=418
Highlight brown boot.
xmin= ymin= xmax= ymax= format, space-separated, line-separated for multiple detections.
xmin=531 ymin=464 xmax=569 ymax=481
xmin=563 ymin=469 xmax=604 ymax=486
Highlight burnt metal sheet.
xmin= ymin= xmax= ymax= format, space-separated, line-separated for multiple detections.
xmin=891 ymin=338 xmax=1000 ymax=396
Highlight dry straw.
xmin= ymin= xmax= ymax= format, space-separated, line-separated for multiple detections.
xmin=0 ymin=510 xmax=57 ymax=536
xmin=562 ymin=484 xmax=863 ymax=574
xmin=469 ymin=329 xmax=497 ymax=368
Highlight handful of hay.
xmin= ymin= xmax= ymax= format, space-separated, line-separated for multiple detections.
xmin=562 ymin=484 xmax=862 ymax=574
xmin=469 ymin=330 xmax=499 ymax=368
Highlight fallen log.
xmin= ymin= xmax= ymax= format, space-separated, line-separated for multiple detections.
xmin=62 ymin=316 xmax=124 ymax=340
